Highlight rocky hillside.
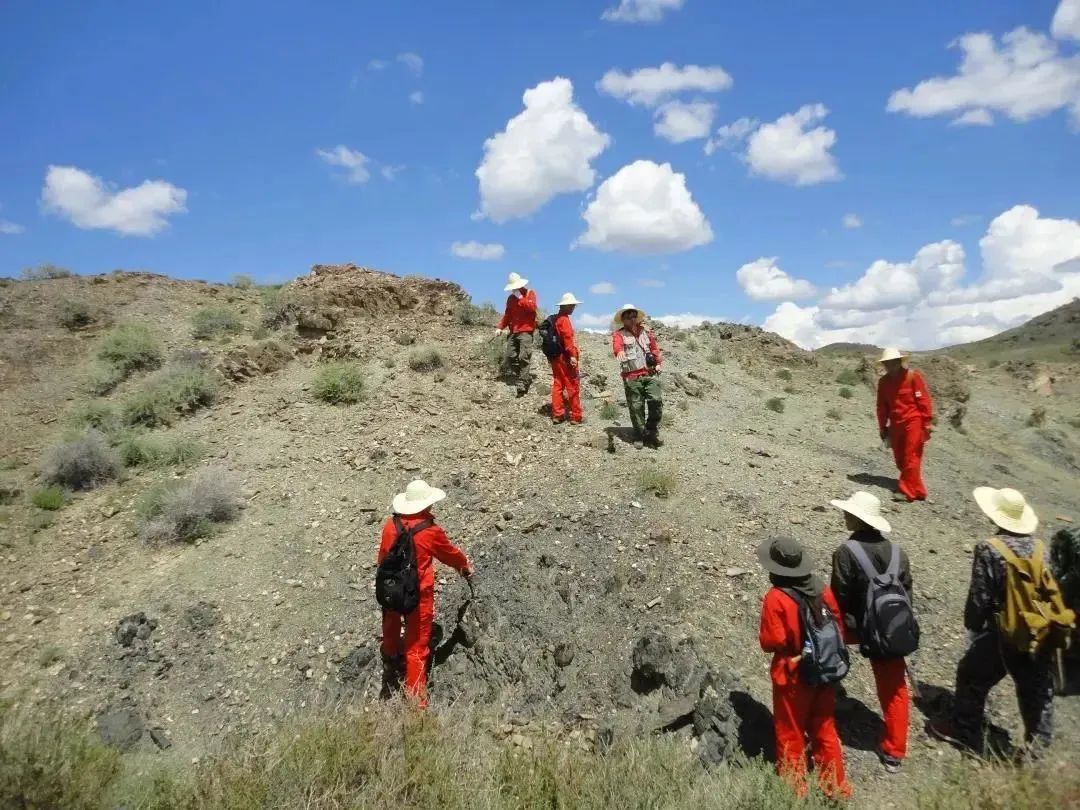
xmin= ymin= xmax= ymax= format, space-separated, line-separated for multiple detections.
xmin=1 ymin=266 xmax=1078 ymax=805
xmin=944 ymin=297 xmax=1080 ymax=363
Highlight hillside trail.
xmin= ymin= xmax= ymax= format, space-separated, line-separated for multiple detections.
xmin=1 ymin=268 xmax=1079 ymax=805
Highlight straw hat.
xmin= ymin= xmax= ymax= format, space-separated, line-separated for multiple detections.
xmin=556 ymin=292 xmax=583 ymax=307
xmin=392 ymin=479 xmax=446 ymax=516
xmin=877 ymin=347 xmax=909 ymax=364
xmin=830 ymin=491 xmax=892 ymax=533
xmin=504 ymin=272 xmax=529 ymax=292
xmin=756 ymin=535 xmax=815 ymax=577
xmin=973 ymin=486 xmax=1038 ymax=535
xmin=612 ymin=303 xmax=647 ymax=327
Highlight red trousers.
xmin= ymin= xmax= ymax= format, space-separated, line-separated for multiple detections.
xmin=381 ymin=592 xmax=434 ymax=707
xmin=550 ymin=357 xmax=582 ymax=422
xmin=871 ymin=657 xmax=910 ymax=759
xmin=890 ymin=419 xmax=928 ymax=501
xmin=772 ymin=681 xmax=851 ymax=800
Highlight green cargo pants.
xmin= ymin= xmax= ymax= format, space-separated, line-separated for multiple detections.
xmin=503 ymin=331 xmax=534 ymax=392
xmin=623 ymin=373 xmax=663 ymax=437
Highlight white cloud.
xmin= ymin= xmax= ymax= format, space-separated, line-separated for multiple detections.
xmin=980 ymin=203 xmax=1080 ymax=277
xmin=475 ymin=77 xmax=610 ymax=223
xmin=743 ymin=104 xmax=842 ymax=185
xmin=821 ymin=241 xmax=966 ymax=312
xmin=704 ymin=116 xmax=758 ymax=155
xmin=316 ymin=145 xmax=371 ymax=184
xmin=381 ymin=164 xmax=405 ymax=181
xmin=654 ymin=100 xmax=716 ymax=143
xmin=951 ymin=108 xmax=994 ymax=126
xmin=397 ymin=52 xmax=424 ymax=77
xmin=40 ymin=165 xmax=187 ymax=237
xmin=736 ymin=257 xmax=817 ymax=301
xmin=450 ymin=241 xmax=505 ymax=260
xmin=842 ymin=213 xmax=862 ymax=229
xmin=0 ymin=219 xmax=24 ymax=235
xmin=575 ymin=160 xmax=713 ymax=254
xmin=410 ymin=91 xmax=424 ymax=105
xmin=1054 ymin=0 xmax=1080 ymax=41
xmin=887 ymin=28 xmax=1080 ymax=127
xmin=654 ymin=313 xmax=727 ymax=328
xmin=601 ymin=0 xmax=684 ymax=23
xmin=639 ymin=278 xmax=665 ymax=287
xmin=368 ymin=59 xmax=389 ymax=71
xmin=597 ymin=63 xmax=733 ymax=107
xmin=590 ymin=281 xmax=616 ymax=295
xmin=578 ymin=312 xmax=615 ymax=330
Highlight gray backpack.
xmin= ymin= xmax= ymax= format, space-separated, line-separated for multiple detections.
xmin=845 ymin=540 xmax=920 ymax=659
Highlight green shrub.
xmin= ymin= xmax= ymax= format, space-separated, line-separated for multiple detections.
xmin=707 ymin=347 xmax=724 ymax=365
xmin=138 ymin=467 xmax=242 ymax=544
xmin=637 ymin=467 xmax=676 ymax=498
xmin=57 ymin=299 xmax=97 ymax=329
xmin=85 ymin=362 xmax=126 ymax=396
xmin=42 ymin=429 xmax=122 ymax=490
xmin=482 ymin=335 xmax=507 ymax=371
xmin=37 ymin=645 xmax=63 ymax=667
xmin=835 ymin=369 xmax=860 ymax=386
xmin=455 ymin=300 xmax=499 ymax=326
xmin=776 ymin=368 xmax=792 ymax=381
xmin=408 ymin=345 xmax=444 ymax=372
xmin=394 ymin=332 xmax=416 ymax=346
xmin=765 ymin=397 xmax=785 ymax=414
xmin=97 ymin=324 xmax=163 ymax=376
xmin=260 ymin=287 xmax=299 ymax=329
xmin=685 ymin=337 xmax=699 ymax=352
xmin=826 ymin=407 xmax=842 ymax=421
xmin=988 ymin=358 xmax=1001 ymax=368
xmin=68 ymin=402 xmax=117 ymax=433
xmin=191 ymin=306 xmax=242 ymax=340
xmin=20 ymin=264 xmax=73 ymax=281
xmin=312 ymin=362 xmax=367 ymax=404
xmin=783 ymin=385 xmax=797 ymax=395
xmin=31 ymin=486 xmax=66 ymax=510
xmin=117 ymin=433 xmax=203 ymax=468
xmin=599 ymin=402 xmax=619 ymax=420
xmin=1028 ymin=406 xmax=1047 ymax=427
xmin=122 ymin=367 xmax=219 ymax=427
xmin=230 ymin=273 xmax=255 ymax=289
xmin=1068 ymin=416 xmax=1080 ymax=430
xmin=838 ymin=387 xmax=853 ymax=399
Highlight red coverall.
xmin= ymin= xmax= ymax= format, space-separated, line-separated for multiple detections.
xmin=550 ymin=313 xmax=582 ymax=422
xmin=497 ymin=289 xmax=538 ymax=333
xmin=378 ymin=512 xmax=470 ymax=707
xmin=876 ymin=369 xmax=933 ymax=502
xmin=759 ymin=586 xmax=852 ymax=800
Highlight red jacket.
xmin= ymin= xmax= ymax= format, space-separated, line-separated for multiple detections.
xmin=876 ymin=369 xmax=933 ymax=431
xmin=498 ymin=290 xmax=538 ymax=333
xmin=611 ymin=326 xmax=661 ymax=380
xmin=553 ymin=312 xmax=579 ymax=360
xmin=759 ymin=586 xmax=843 ymax=687
xmin=377 ymin=512 xmax=470 ymax=593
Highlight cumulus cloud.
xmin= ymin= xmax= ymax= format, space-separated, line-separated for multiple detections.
xmin=654 ymin=100 xmax=716 ymax=143
xmin=597 ymin=63 xmax=733 ymax=107
xmin=40 ymin=165 xmax=187 ymax=237
xmin=316 ymin=145 xmax=371 ymax=184
xmin=887 ymin=27 xmax=1080 ymax=127
xmin=653 ymin=313 xmax=727 ymax=328
xmin=577 ymin=312 xmax=615 ymax=330
xmin=0 ymin=219 xmax=24 ymax=235
xmin=737 ymin=257 xmax=816 ymax=301
xmin=574 ymin=160 xmax=713 ymax=254
xmin=704 ymin=116 xmax=758 ymax=155
xmin=842 ymin=213 xmax=862 ymax=229
xmin=980 ymin=203 xmax=1080 ymax=277
xmin=396 ymin=52 xmax=424 ymax=76
xmin=601 ymin=0 xmax=684 ymax=24
xmin=951 ymin=108 xmax=994 ymax=126
xmin=590 ymin=281 xmax=616 ymax=295
xmin=450 ymin=241 xmax=505 ymax=260
xmin=820 ymin=241 xmax=966 ymax=312
xmin=1054 ymin=0 xmax=1080 ymax=41
xmin=475 ymin=77 xmax=610 ymax=223
xmin=710 ymin=105 xmax=841 ymax=185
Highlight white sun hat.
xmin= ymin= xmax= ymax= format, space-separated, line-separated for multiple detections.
xmin=973 ymin=486 xmax=1038 ymax=535
xmin=504 ymin=272 xmax=529 ymax=291
xmin=556 ymin=292 xmax=583 ymax=307
xmin=877 ymin=347 xmax=910 ymax=363
xmin=829 ymin=490 xmax=892 ymax=534
xmin=392 ymin=479 xmax=447 ymax=516
xmin=612 ymin=303 xmax=647 ymax=327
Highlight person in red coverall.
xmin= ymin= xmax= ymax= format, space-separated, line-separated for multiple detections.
xmin=549 ymin=292 xmax=584 ymax=424
xmin=876 ymin=348 xmax=934 ymax=502
xmin=496 ymin=271 xmax=539 ymax=396
xmin=379 ymin=479 xmax=472 ymax=708
xmin=757 ymin=535 xmax=852 ymax=801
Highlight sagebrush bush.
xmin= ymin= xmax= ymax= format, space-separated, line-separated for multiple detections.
xmin=835 ymin=369 xmax=860 ymax=386
xmin=312 ymin=362 xmax=366 ymax=404
xmin=783 ymin=385 xmax=797 ymax=395
xmin=117 ymin=433 xmax=203 ymax=468
xmin=765 ymin=397 xmax=785 ymax=414
xmin=776 ymin=368 xmax=793 ymax=381
xmin=122 ymin=367 xmax=219 ymax=427
xmin=42 ymin=429 xmax=122 ymax=491
xmin=57 ymin=299 xmax=96 ymax=329
xmin=84 ymin=362 xmax=126 ymax=396
xmin=20 ymin=264 xmax=73 ymax=281
xmin=838 ymin=387 xmax=853 ymax=399
xmin=455 ymin=300 xmax=499 ymax=326
xmin=599 ymin=402 xmax=619 ymax=420
xmin=230 ymin=273 xmax=255 ymax=289
xmin=97 ymin=324 xmax=163 ymax=376
xmin=482 ymin=335 xmax=507 ymax=371
xmin=1028 ymin=406 xmax=1047 ymax=427
xmin=826 ymin=407 xmax=842 ymax=421
xmin=191 ymin=306 xmax=243 ymax=340
xmin=69 ymin=402 xmax=117 ymax=433
xmin=408 ymin=345 xmax=444 ymax=372
xmin=685 ymin=337 xmax=700 ymax=352
xmin=260 ymin=287 xmax=298 ymax=329
xmin=138 ymin=467 xmax=242 ymax=544
xmin=707 ymin=347 xmax=724 ymax=365
xmin=31 ymin=486 xmax=66 ymax=510
xmin=637 ymin=467 xmax=676 ymax=498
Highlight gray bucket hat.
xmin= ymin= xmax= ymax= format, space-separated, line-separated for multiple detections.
xmin=756 ymin=535 xmax=815 ymax=577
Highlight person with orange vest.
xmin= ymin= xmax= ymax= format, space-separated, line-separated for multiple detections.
xmin=379 ymin=479 xmax=472 ymax=708
xmin=611 ymin=304 xmax=664 ymax=448
xmin=496 ymin=271 xmax=539 ymax=396
xmin=758 ymin=535 xmax=852 ymax=801
xmin=548 ymin=292 xmax=584 ymax=424
xmin=876 ymin=348 xmax=933 ymax=502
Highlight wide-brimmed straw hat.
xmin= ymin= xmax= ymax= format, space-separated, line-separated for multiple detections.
xmin=504 ymin=272 xmax=529 ymax=292
xmin=392 ymin=479 xmax=446 ymax=515
xmin=757 ymin=535 xmax=815 ymax=577
xmin=830 ymin=491 xmax=892 ymax=533
xmin=556 ymin=292 xmax=583 ymax=307
xmin=877 ymin=347 xmax=910 ymax=364
xmin=612 ymin=303 xmax=647 ymax=327
xmin=973 ymin=486 xmax=1038 ymax=535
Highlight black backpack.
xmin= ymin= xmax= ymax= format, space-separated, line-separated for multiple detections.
xmin=845 ymin=540 xmax=920 ymax=658
xmin=1051 ymin=527 xmax=1080 ymax=610
xmin=538 ymin=315 xmax=563 ymax=360
xmin=782 ymin=589 xmax=850 ymax=686
xmin=375 ymin=516 xmax=431 ymax=614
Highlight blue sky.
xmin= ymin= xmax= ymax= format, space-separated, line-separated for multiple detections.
xmin=2 ymin=0 xmax=1079 ymax=348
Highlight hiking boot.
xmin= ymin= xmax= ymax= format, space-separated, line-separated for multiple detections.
xmin=926 ymin=718 xmax=977 ymax=752
xmin=878 ymin=749 xmax=902 ymax=774
xmin=569 ymin=418 xmax=584 ymax=426
xmin=551 ymin=415 xmax=566 ymax=425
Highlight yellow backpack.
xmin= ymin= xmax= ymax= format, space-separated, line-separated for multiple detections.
xmin=989 ymin=538 xmax=1076 ymax=655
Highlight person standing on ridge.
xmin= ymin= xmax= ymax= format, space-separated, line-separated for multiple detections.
xmin=495 ymin=271 xmax=538 ymax=396
xmin=544 ymin=292 xmax=584 ymax=425
xmin=876 ymin=348 xmax=933 ymax=502
xmin=611 ymin=304 xmax=664 ymax=448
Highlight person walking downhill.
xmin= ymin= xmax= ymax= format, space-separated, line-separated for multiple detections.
xmin=545 ymin=292 xmax=584 ymax=425
xmin=377 ymin=480 xmax=473 ymax=708
xmin=611 ymin=304 xmax=664 ymax=448
xmin=876 ymin=348 xmax=933 ymax=502
xmin=929 ymin=487 xmax=1075 ymax=757
xmin=758 ymin=536 xmax=853 ymax=801
xmin=495 ymin=272 xmax=538 ymax=396
xmin=830 ymin=491 xmax=919 ymax=774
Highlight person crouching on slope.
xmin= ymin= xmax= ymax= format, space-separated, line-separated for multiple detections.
xmin=611 ymin=304 xmax=663 ymax=448
xmin=758 ymin=535 xmax=852 ymax=800
xmin=876 ymin=348 xmax=933 ymax=502
xmin=495 ymin=271 xmax=539 ymax=397
xmin=549 ymin=292 xmax=584 ymax=425
xmin=379 ymin=479 xmax=472 ymax=708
